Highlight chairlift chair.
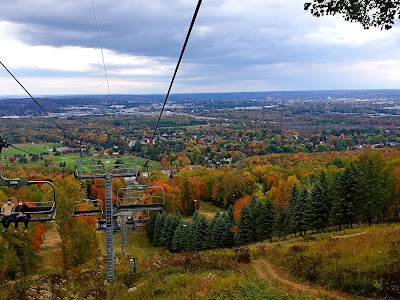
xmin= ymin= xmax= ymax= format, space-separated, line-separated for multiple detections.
xmin=116 ymin=185 xmax=165 ymax=213
xmin=0 ymin=179 xmax=57 ymax=222
xmin=72 ymin=199 xmax=103 ymax=217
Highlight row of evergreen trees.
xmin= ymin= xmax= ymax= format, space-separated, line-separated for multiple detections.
xmin=276 ymin=158 xmax=391 ymax=239
xmin=146 ymin=153 xmax=395 ymax=250
xmin=146 ymin=197 xmax=276 ymax=251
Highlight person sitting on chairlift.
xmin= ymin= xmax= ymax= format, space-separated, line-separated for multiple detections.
xmin=14 ymin=199 xmax=31 ymax=233
xmin=1 ymin=198 xmax=15 ymax=232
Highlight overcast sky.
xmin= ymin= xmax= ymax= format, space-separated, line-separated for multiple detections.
xmin=0 ymin=0 xmax=399 ymax=96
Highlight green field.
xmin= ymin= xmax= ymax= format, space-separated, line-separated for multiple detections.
xmin=1 ymin=143 xmax=61 ymax=156
xmin=0 ymin=143 xmax=160 ymax=169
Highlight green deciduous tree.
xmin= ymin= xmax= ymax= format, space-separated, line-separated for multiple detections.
xmin=304 ymin=0 xmax=400 ymax=30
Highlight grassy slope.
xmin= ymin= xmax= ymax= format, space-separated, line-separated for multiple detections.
xmin=3 ymin=223 xmax=399 ymax=299
xmin=251 ymin=224 xmax=400 ymax=298
xmin=1 ymin=175 xmax=398 ymax=299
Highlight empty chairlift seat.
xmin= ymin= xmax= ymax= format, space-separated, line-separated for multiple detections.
xmin=117 ymin=185 xmax=165 ymax=213
xmin=25 ymin=201 xmax=56 ymax=222
xmin=72 ymin=199 xmax=103 ymax=217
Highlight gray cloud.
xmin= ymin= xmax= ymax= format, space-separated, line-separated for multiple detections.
xmin=0 ymin=0 xmax=399 ymax=93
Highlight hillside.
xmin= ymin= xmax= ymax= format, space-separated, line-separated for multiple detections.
xmin=0 ymin=223 xmax=398 ymax=299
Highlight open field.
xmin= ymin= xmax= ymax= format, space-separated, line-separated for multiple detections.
xmin=1 ymin=143 xmax=61 ymax=156
xmin=1 ymin=143 xmax=160 ymax=169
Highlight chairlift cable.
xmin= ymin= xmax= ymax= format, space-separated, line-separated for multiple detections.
xmin=0 ymin=61 xmax=73 ymax=141
xmin=149 ymin=0 xmax=203 ymax=144
xmin=91 ymin=0 xmax=112 ymax=107
xmin=0 ymin=136 xmax=35 ymax=157
xmin=8 ymin=144 xmax=36 ymax=156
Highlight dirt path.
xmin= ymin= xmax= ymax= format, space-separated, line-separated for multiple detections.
xmin=37 ymin=222 xmax=64 ymax=274
xmin=253 ymin=260 xmax=378 ymax=300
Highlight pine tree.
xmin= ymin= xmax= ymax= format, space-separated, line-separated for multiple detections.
xmin=249 ymin=196 xmax=262 ymax=242
xmin=255 ymin=199 xmax=274 ymax=241
xmin=152 ymin=212 xmax=166 ymax=246
xmin=235 ymin=204 xmax=253 ymax=246
xmin=221 ymin=214 xmax=235 ymax=248
xmin=330 ymin=164 xmax=358 ymax=230
xmin=146 ymin=214 xmax=156 ymax=243
xmin=227 ymin=205 xmax=235 ymax=226
xmin=185 ymin=223 xmax=195 ymax=251
xmin=303 ymin=190 xmax=314 ymax=232
xmin=211 ymin=214 xmax=224 ymax=248
xmin=287 ymin=184 xmax=299 ymax=236
xmin=309 ymin=183 xmax=329 ymax=232
xmin=206 ymin=210 xmax=220 ymax=249
xmin=275 ymin=204 xmax=288 ymax=240
xmin=171 ymin=220 xmax=184 ymax=252
xmin=192 ymin=215 xmax=209 ymax=251
xmin=357 ymin=155 xmax=387 ymax=225
xmin=293 ymin=187 xmax=308 ymax=236
xmin=160 ymin=214 xmax=173 ymax=247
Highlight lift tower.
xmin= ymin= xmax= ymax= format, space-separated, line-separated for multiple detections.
xmin=75 ymin=160 xmax=138 ymax=281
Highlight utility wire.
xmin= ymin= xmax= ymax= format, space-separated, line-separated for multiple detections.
xmin=0 ymin=61 xmax=72 ymax=141
xmin=91 ymin=0 xmax=112 ymax=106
xmin=149 ymin=0 xmax=202 ymax=144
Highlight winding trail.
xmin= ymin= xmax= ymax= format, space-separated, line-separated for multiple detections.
xmin=253 ymin=259 xmax=379 ymax=300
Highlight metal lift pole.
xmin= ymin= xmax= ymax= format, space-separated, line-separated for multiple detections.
xmin=105 ymin=172 xmax=114 ymax=282
xmin=121 ymin=214 xmax=126 ymax=258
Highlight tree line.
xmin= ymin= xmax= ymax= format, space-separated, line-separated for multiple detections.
xmin=146 ymin=151 xmax=399 ymax=251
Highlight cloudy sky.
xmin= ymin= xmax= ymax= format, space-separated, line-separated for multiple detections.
xmin=0 ymin=0 xmax=399 ymax=95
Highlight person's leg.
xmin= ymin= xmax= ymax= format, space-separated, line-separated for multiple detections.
xmin=3 ymin=216 xmax=11 ymax=231
xmin=1 ymin=217 xmax=6 ymax=231
xmin=15 ymin=217 xmax=19 ymax=230
xmin=24 ymin=216 xmax=29 ymax=231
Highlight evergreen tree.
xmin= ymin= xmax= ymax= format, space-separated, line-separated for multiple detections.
xmin=256 ymin=199 xmax=275 ymax=241
xmin=275 ymin=204 xmax=288 ymax=240
xmin=152 ymin=212 xmax=166 ymax=246
xmin=227 ymin=204 xmax=235 ymax=226
xmin=145 ymin=214 xmax=156 ymax=243
xmin=185 ymin=223 xmax=195 ymax=251
xmin=206 ymin=210 xmax=220 ymax=249
xmin=249 ymin=196 xmax=262 ymax=242
xmin=192 ymin=215 xmax=209 ymax=251
xmin=303 ymin=193 xmax=314 ymax=232
xmin=318 ymin=171 xmax=331 ymax=208
xmin=221 ymin=213 xmax=235 ymax=248
xmin=235 ymin=204 xmax=253 ymax=246
xmin=308 ymin=183 xmax=329 ymax=232
xmin=357 ymin=155 xmax=387 ymax=225
xmin=171 ymin=219 xmax=187 ymax=252
xmin=160 ymin=214 xmax=173 ymax=247
xmin=330 ymin=164 xmax=358 ymax=230
xmin=293 ymin=187 xmax=308 ymax=236
xmin=211 ymin=214 xmax=225 ymax=248
xmin=287 ymin=184 xmax=299 ymax=236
